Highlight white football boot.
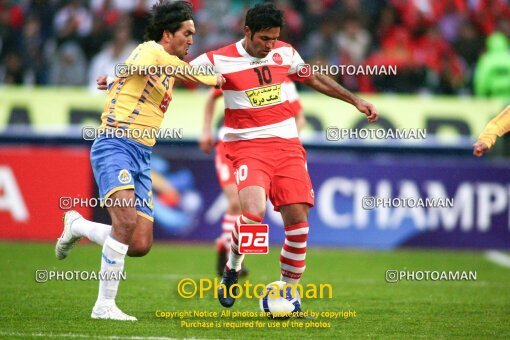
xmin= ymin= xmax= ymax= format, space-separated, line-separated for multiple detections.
xmin=55 ymin=210 xmax=84 ymax=260
xmin=91 ymin=303 xmax=137 ymax=321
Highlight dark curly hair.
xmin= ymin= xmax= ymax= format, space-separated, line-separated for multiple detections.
xmin=144 ymin=0 xmax=193 ymax=41
xmin=245 ymin=2 xmax=284 ymax=38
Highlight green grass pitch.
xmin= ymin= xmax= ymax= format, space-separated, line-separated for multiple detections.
xmin=1 ymin=242 xmax=509 ymax=339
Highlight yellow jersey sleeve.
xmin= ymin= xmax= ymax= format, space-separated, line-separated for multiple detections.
xmin=100 ymin=41 xmax=211 ymax=146
xmin=99 ymin=41 xmax=218 ymax=147
xmin=478 ymin=106 xmax=510 ymax=148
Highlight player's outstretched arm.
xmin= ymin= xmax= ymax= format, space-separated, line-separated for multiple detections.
xmin=474 ymin=105 xmax=510 ymax=157
xmin=160 ymin=54 xmax=225 ymax=88
xmin=199 ymin=90 xmax=220 ymax=154
xmin=303 ymin=73 xmax=378 ymax=122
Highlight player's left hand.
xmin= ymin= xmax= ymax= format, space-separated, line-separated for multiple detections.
xmin=96 ymin=75 xmax=108 ymax=90
xmin=199 ymin=130 xmax=215 ymax=154
xmin=355 ymin=99 xmax=379 ymax=123
xmin=473 ymin=140 xmax=489 ymax=157
xmin=215 ymin=74 xmax=226 ymax=89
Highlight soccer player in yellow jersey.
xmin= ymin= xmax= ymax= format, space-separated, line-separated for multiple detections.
xmin=474 ymin=106 xmax=510 ymax=157
xmin=55 ymin=1 xmax=225 ymax=321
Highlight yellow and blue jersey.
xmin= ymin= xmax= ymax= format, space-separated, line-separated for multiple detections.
xmin=100 ymin=40 xmax=217 ymax=146
xmin=90 ymin=41 xmax=217 ymax=221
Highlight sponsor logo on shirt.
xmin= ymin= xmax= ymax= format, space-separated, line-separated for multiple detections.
xmin=245 ymin=84 xmax=281 ymax=107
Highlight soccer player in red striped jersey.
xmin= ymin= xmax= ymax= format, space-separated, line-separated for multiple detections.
xmin=191 ymin=3 xmax=378 ymax=309
xmin=199 ymin=79 xmax=305 ymax=277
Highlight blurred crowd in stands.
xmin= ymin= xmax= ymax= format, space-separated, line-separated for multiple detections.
xmin=1 ymin=0 xmax=510 ymax=96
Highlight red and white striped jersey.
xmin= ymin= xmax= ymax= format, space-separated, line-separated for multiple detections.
xmin=190 ymin=39 xmax=308 ymax=142
xmin=210 ymin=77 xmax=302 ymax=141
xmin=283 ymin=79 xmax=303 ymax=116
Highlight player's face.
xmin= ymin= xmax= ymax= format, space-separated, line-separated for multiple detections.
xmin=167 ymin=20 xmax=195 ymax=59
xmin=245 ymin=27 xmax=280 ymax=58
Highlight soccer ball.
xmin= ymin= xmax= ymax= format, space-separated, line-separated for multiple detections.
xmin=259 ymin=281 xmax=301 ymax=318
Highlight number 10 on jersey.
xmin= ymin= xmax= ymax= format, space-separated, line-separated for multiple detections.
xmin=235 ymin=165 xmax=248 ymax=185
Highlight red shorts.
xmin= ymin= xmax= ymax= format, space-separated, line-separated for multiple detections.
xmin=224 ymin=138 xmax=314 ymax=211
xmin=215 ymin=141 xmax=236 ymax=188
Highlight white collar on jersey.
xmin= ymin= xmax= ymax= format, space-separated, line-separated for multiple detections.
xmin=236 ymin=39 xmax=269 ymax=62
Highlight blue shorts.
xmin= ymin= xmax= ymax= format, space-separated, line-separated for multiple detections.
xmin=90 ymin=137 xmax=154 ymax=222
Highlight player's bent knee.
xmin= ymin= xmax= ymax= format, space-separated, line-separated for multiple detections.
xmin=115 ymin=213 xmax=138 ymax=231
xmin=228 ymin=201 xmax=242 ymax=215
xmin=285 ymin=216 xmax=308 ymax=227
xmin=119 ymin=220 xmax=138 ymax=234
xmin=128 ymin=241 xmax=152 ymax=257
xmin=127 ymin=247 xmax=151 ymax=257
xmin=280 ymin=204 xmax=310 ymax=226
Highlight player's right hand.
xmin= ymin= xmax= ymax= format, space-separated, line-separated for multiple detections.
xmin=473 ymin=140 xmax=489 ymax=157
xmin=355 ymin=98 xmax=379 ymax=123
xmin=96 ymin=75 xmax=108 ymax=90
xmin=199 ymin=131 xmax=215 ymax=154
xmin=215 ymin=74 xmax=226 ymax=89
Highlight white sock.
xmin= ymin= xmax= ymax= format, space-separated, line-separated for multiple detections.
xmin=279 ymin=221 xmax=309 ymax=286
xmin=95 ymin=236 xmax=128 ymax=306
xmin=226 ymin=249 xmax=244 ymax=272
xmin=72 ymin=218 xmax=111 ymax=245
xmin=226 ymin=216 xmax=245 ymax=271
xmin=221 ymin=213 xmax=237 ymax=253
xmin=226 ymin=215 xmax=260 ymax=271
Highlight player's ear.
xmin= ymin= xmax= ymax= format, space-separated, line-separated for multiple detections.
xmin=244 ymin=26 xmax=251 ymax=39
xmin=162 ymin=30 xmax=172 ymax=42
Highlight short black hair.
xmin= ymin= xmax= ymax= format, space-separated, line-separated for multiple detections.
xmin=145 ymin=0 xmax=193 ymax=41
xmin=245 ymin=2 xmax=283 ymax=37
